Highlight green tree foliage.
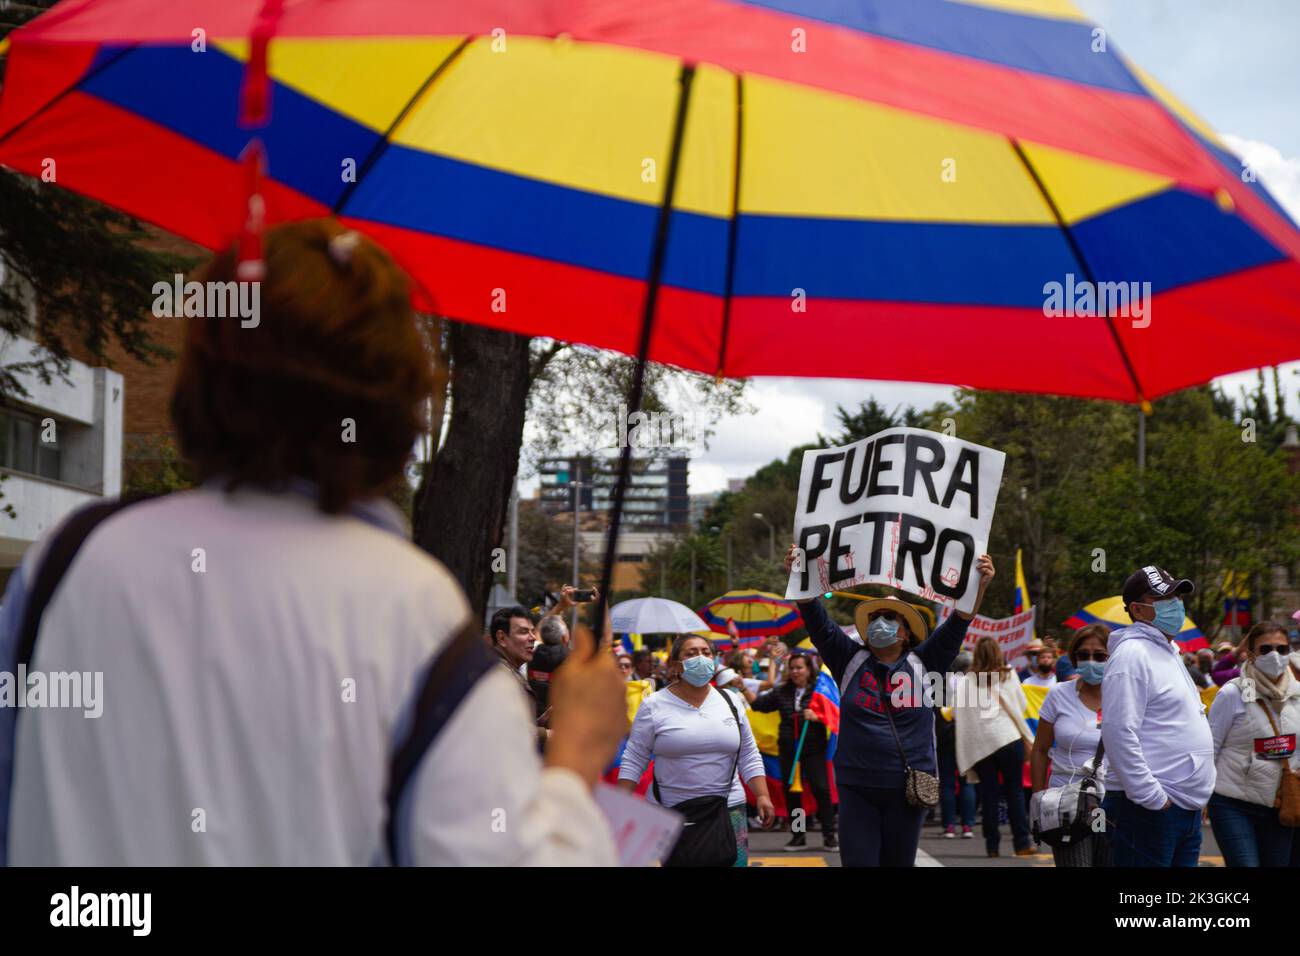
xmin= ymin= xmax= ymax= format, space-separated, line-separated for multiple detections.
xmin=625 ymin=382 xmax=1299 ymax=639
xmin=521 ymin=340 xmax=750 ymax=472
xmin=495 ymin=502 xmax=595 ymax=611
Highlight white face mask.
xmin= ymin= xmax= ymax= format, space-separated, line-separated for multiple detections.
xmin=1254 ymin=651 xmax=1289 ymax=679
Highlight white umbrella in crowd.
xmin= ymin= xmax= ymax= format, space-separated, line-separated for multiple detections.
xmin=610 ymin=597 xmax=711 ymax=636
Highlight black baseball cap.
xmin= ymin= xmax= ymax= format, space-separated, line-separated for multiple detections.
xmin=1122 ymin=565 xmax=1194 ymax=608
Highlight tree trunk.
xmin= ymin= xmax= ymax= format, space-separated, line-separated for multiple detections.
xmin=414 ymin=322 xmax=532 ymax=621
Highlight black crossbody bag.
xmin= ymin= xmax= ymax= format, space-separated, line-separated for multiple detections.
xmin=654 ymin=687 xmax=743 ymax=867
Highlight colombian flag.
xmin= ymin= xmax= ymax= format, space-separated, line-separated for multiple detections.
xmin=1014 ymin=549 xmax=1036 ymax=642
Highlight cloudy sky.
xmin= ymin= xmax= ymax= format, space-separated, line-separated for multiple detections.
xmin=525 ymin=1 xmax=1300 ymax=497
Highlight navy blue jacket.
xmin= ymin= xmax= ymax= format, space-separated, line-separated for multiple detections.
xmin=801 ymin=599 xmax=971 ymax=790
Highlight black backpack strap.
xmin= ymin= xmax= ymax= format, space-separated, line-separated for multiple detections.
xmin=16 ymin=495 xmax=158 ymax=670
xmin=385 ymin=617 xmax=496 ymax=865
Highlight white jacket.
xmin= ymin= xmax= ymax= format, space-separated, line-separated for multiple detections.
xmin=1208 ymin=677 xmax=1300 ymax=807
xmin=1101 ymin=621 xmax=1215 ymax=811
xmin=3 ymin=486 xmax=615 ymax=866
xmin=954 ymin=670 xmax=1031 ymax=779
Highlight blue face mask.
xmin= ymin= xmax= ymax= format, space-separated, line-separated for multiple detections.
xmin=1151 ymin=597 xmax=1185 ymax=636
xmin=867 ymin=616 xmax=901 ymax=648
xmin=1076 ymin=660 xmax=1105 ymax=685
xmin=681 ymin=655 xmax=716 ymax=687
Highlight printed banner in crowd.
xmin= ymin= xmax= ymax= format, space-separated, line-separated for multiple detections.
xmin=785 ymin=427 xmax=1005 ymax=613
xmin=938 ymin=606 xmax=1037 ymax=670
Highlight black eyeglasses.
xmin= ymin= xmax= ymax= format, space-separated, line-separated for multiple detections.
xmin=1256 ymin=645 xmax=1289 ymax=657
xmin=871 ymin=611 xmax=901 ymax=622
xmin=1075 ymin=651 xmax=1108 ymax=662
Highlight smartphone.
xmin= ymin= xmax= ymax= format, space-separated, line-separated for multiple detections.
xmin=572 ymin=589 xmax=596 ymax=602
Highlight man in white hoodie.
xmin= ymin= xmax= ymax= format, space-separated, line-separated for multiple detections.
xmin=1100 ymin=565 xmax=1216 ymax=867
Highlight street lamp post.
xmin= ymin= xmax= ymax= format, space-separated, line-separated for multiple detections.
xmin=690 ymin=545 xmax=696 ymax=608
xmin=711 ymin=525 xmax=733 ymax=592
xmin=753 ymin=512 xmax=775 ymax=563
xmin=571 ymin=460 xmax=583 ymax=634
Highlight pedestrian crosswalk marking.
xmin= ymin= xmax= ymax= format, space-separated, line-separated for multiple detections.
xmin=749 ymin=856 xmax=829 ymax=867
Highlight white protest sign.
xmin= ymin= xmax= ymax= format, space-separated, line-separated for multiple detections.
xmin=939 ymin=607 xmax=1037 ymax=669
xmin=784 ymin=427 xmax=1005 ymax=614
xmin=593 ymin=782 xmax=683 ymax=867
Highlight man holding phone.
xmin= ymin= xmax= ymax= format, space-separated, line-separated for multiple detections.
xmin=530 ymin=585 xmax=600 ymax=713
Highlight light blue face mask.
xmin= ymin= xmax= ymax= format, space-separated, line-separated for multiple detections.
xmin=1076 ymin=660 xmax=1105 ymax=685
xmin=1152 ymin=597 xmax=1185 ymax=636
xmin=681 ymin=655 xmax=716 ymax=687
xmin=867 ymin=616 xmax=901 ymax=648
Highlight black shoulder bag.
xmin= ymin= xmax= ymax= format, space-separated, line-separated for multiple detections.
xmin=654 ymin=687 xmax=744 ymax=867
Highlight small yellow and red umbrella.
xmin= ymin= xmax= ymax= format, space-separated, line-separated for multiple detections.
xmin=699 ymin=589 xmax=802 ymax=649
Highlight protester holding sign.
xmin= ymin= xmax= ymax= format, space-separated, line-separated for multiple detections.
xmin=1205 ymin=621 xmax=1300 ymax=867
xmin=783 ymin=545 xmax=994 ymax=867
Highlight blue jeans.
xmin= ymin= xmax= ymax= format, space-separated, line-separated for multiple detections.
xmin=838 ymin=784 xmax=927 ymax=867
xmin=974 ymin=740 xmax=1031 ymax=853
xmin=1103 ymin=791 xmax=1202 ymax=867
xmin=1207 ymin=792 xmax=1295 ymax=867
xmin=938 ymin=743 xmax=975 ymax=828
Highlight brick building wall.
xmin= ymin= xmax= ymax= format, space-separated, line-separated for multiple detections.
xmin=63 ymin=228 xmax=203 ymax=489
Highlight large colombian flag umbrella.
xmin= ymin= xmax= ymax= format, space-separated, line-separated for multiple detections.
xmin=3 ymin=0 xmax=1299 ymax=607
xmin=1064 ymin=594 xmax=1208 ymax=653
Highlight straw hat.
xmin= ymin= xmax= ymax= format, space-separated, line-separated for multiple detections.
xmin=853 ymin=596 xmax=928 ymax=645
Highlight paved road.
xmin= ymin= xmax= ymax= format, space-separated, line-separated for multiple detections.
xmin=747 ymin=817 xmax=1224 ymax=868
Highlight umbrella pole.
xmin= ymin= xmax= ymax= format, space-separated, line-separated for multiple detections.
xmin=593 ymin=63 xmax=697 ymax=639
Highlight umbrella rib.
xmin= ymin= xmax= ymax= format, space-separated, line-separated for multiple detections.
xmin=330 ymin=35 xmax=472 ymax=217
xmin=715 ymin=71 xmax=745 ymax=379
xmin=1009 ymin=138 xmax=1148 ymax=406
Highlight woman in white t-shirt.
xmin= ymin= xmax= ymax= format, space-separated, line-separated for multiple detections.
xmin=618 ymin=635 xmax=775 ymax=866
xmin=1030 ymin=624 xmax=1110 ymax=867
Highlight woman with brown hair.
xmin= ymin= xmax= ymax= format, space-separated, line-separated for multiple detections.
xmin=955 ymin=636 xmax=1037 ymax=857
xmin=1206 ymin=621 xmax=1300 ymax=866
xmin=2 ymin=220 xmax=627 ymax=866
xmin=617 ymin=634 xmax=775 ymax=866
xmin=1030 ymin=623 xmax=1111 ymax=866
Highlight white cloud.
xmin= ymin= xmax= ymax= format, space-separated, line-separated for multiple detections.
xmin=1221 ymin=133 xmax=1300 ymax=222
xmin=686 ymin=378 xmax=954 ymax=494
